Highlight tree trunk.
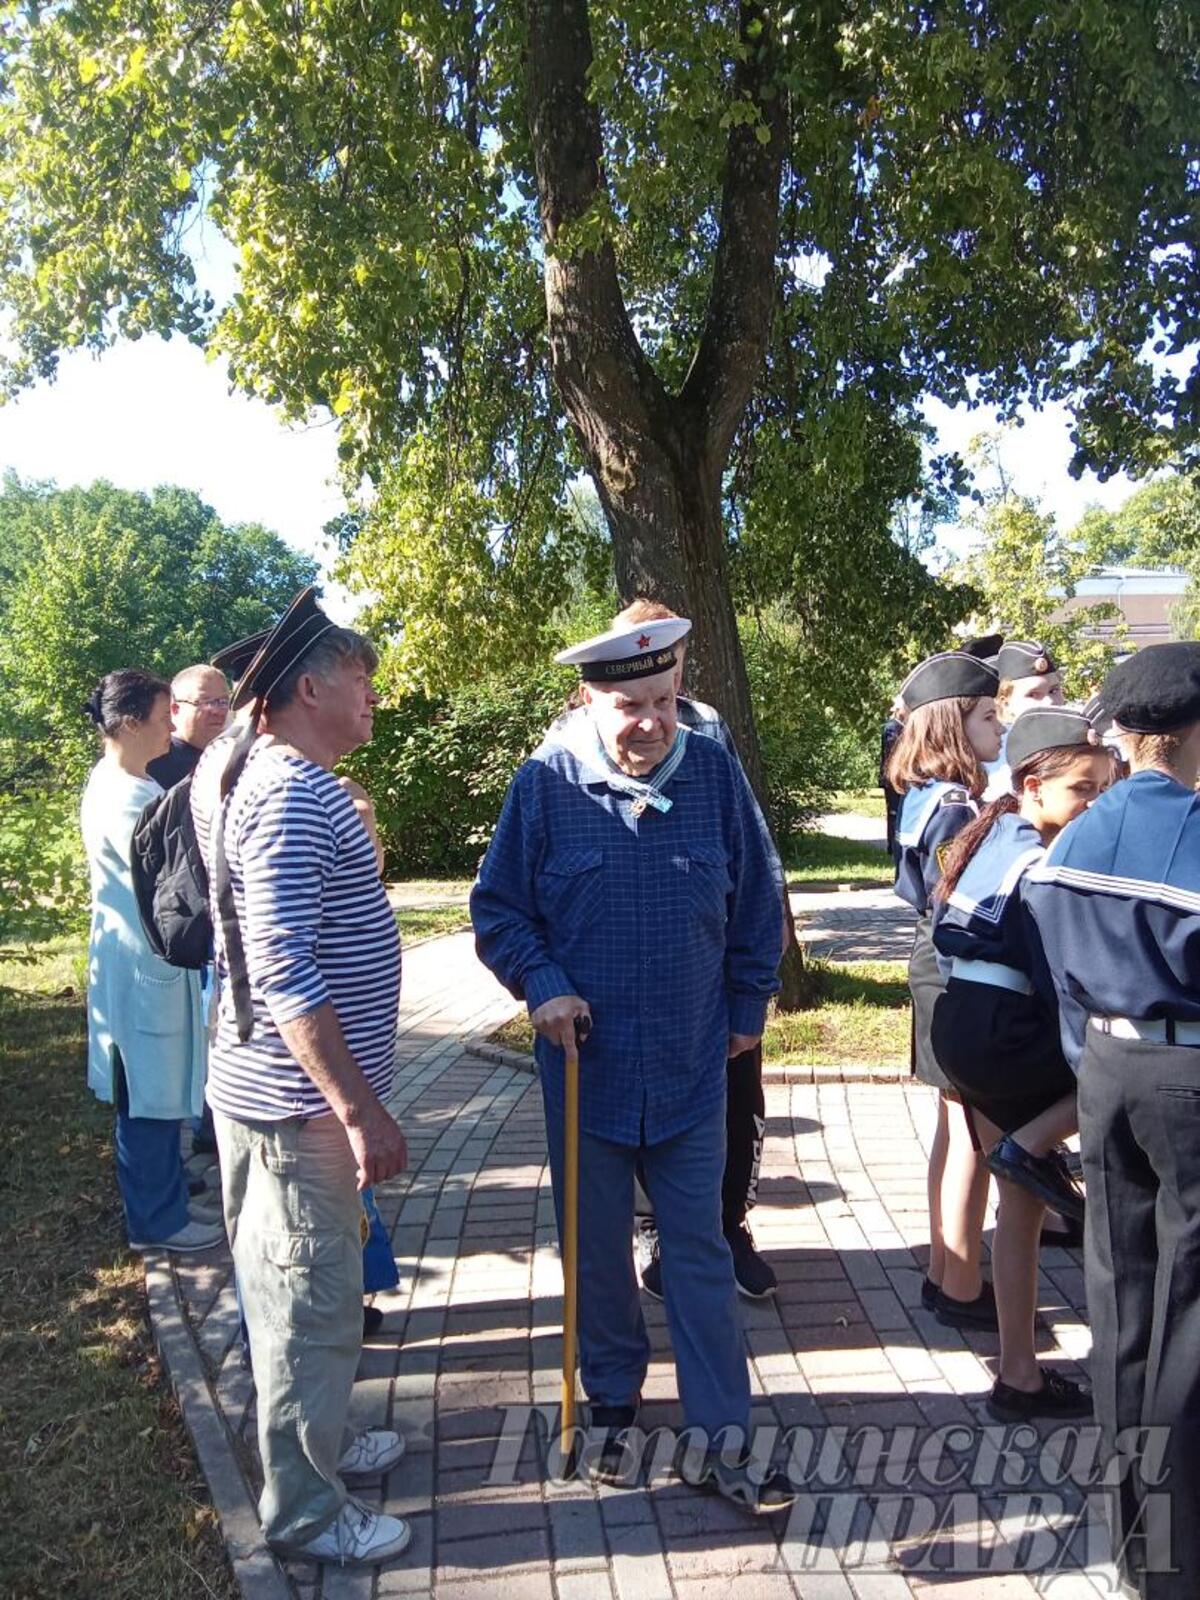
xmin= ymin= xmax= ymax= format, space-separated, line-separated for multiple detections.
xmin=525 ymin=0 xmax=813 ymax=1007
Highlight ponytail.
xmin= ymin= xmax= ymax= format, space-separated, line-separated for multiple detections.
xmin=934 ymin=794 xmax=1018 ymax=901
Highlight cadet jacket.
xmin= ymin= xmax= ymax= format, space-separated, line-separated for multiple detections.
xmin=932 ymin=812 xmax=1046 ymax=976
xmin=893 ymin=780 xmax=978 ymax=916
xmin=1023 ymin=770 xmax=1200 ymax=1034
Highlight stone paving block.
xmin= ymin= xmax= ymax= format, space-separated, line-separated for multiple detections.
xmin=607 ymin=1520 xmax=673 ymax=1600
xmin=437 ymin=1527 xmax=552 ymax=1583
xmin=665 ymin=1525 xmax=784 ymax=1580
xmin=435 ymin=1493 xmax=548 ymax=1542
xmin=555 ymin=1571 xmax=618 ymax=1600
xmin=548 ymin=1495 xmax=608 ymax=1564
xmin=676 ymin=1578 xmax=798 ymax=1600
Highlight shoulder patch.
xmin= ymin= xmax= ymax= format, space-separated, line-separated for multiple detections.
xmin=939 ymin=787 xmax=970 ymax=807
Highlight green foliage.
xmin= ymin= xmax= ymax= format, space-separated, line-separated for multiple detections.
xmin=0 ymin=0 xmax=1196 ymax=699
xmin=0 ymin=475 xmax=316 ymax=783
xmin=0 ymin=791 xmax=88 ymax=946
xmin=341 ymin=665 xmax=576 ymax=876
xmin=957 ymin=491 xmax=1126 ymax=696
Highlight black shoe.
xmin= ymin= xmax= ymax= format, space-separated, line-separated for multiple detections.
xmin=987 ymin=1367 xmax=1092 ymax=1423
xmin=585 ymin=1403 xmax=640 ymax=1485
xmin=634 ymin=1217 xmax=663 ymax=1300
xmin=1040 ymin=1214 xmax=1084 ymax=1250
xmin=987 ymin=1135 xmax=1086 ymax=1223
xmin=726 ymin=1221 xmax=777 ymax=1299
xmin=935 ymin=1280 xmax=999 ymax=1330
xmin=683 ymin=1447 xmax=796 ymax=1515
xmin=363 ymin=1304 xmax=384 ymax=1338
xmin=920 ymin=1274 xmax=939 ymax=1311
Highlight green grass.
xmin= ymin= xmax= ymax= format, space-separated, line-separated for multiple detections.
xmin=0 ymin=938 xmax=237 ymax=1600
xmin=490 ymin=958 xmax=910 ymax=1070
xmin=396 ymin=905 xmax=471 ymax=943
xmin=782 ymin=831 xmax=893 ymax=888
xmin=825 ymin=789 xmax=887 ymax=821
xmin=384 ymin=876 xmax=475 ymax=896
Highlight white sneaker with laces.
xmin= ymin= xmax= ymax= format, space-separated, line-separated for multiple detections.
xmin=128 ymin=1218 xmax=225 ymax=1253
xmin=293 ymin=1497 xmax=412 ymax=1565
xmin=337 ymin=1427 xmax=406 ymax=1479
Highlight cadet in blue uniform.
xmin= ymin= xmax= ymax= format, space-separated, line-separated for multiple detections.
xmin=1024 ymin=643 xmax=1200 ymax=1600
xmin=886 ymin=651 xmax=1002 ymax=1326
xmin=931 ymin=706 xmax=1110 ymax=1420
xmin=471 ymin=616 xmax=793 ymax=1513
xmin=983 ymin=640 xmax=1066 ymax=801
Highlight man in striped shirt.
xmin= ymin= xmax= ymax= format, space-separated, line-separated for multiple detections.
xmin=192 ymin=589 xmax=411 ymax=1568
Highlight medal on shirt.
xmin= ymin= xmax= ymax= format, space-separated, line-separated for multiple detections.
xmin=631 ymin=797 xmax=648 ymax=818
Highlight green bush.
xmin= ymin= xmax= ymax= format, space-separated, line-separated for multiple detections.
xmin=0 ymin=789 xmax=89 ymax=947
xmin=342 ymin=666 xmax=576 ymax=876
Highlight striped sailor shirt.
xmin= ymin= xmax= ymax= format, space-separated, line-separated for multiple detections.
xmin=192 ymin=737 xmax=401 ymax=1122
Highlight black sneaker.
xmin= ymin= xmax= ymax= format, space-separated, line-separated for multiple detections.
xmin=921 ymin=1275 xmax=939 ymax=1311
xmin=363 ymin=1304 xmax=384 ymax=1338
xmin=987 ymin=1135 xmax=1085 ymax=1222
xmin=584 ymin=1403 xmax=640 ymax=1485
xmin=683 ymin=1447 xmax=796 ymax=1514
xmin=635 ymin=1218 xmax=663 ymax=1300
xmin=935 ymin=1280 xmax=999 ymax=1330
xmin=987 ymin=1367 xmax=1092 ymax=1423
xmin=726 ymin=1221 xmax=777 ymax=1299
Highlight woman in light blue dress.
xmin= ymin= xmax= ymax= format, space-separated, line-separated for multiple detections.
xmin=80 ymin=670 xmax=220 ymax=1253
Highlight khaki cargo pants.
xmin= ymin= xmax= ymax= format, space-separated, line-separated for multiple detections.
xmin=214 ymin=1110 xmax=364 ymax=1551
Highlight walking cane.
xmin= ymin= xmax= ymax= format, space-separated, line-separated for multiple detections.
xmin=561 ymin=1012 xmax=590 ymax=1460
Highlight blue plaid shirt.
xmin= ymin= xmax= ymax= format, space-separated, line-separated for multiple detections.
xmin=470 ymin=726 xmax=782 ymax=1146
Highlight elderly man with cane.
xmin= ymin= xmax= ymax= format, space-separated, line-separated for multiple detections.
xmin=471 ymin=615 xmax=793 ymax=1512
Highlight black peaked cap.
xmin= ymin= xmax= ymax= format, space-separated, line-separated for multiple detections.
xmin=1006 ymin=707 xmax=1100 ymax=772
xmin=900 ymin=651 xmax=999 ymax=710
xmin=213 ymin=587 xmax=338 ymax=712
xmin=1101 ymin=643 xmax=1200 ymax=734
xmin=997 ymin=640 xmax=1058 ymax=682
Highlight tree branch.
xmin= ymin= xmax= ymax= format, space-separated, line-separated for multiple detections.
xmin=523 ymin=0 xmax=670 ymax=470
xmin=680 ymin=1 xmax=787 ymax=462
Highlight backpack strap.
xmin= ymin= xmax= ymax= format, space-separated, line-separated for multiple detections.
xmin=215 ymin=712 xmax=261 ymax=1043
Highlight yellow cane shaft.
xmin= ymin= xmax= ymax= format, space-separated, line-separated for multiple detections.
xmin=561 ymin=1041 xmax=580 ymax=1453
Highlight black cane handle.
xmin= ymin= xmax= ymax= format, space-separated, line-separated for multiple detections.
xmin=574 ymin=1014 xmax=592 ymax=1046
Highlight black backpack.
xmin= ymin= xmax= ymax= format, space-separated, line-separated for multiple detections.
xmin=130 ymin=731 xmax=257 ymax=1040
xmin=131 ymin=774 xmax=212 ymax=968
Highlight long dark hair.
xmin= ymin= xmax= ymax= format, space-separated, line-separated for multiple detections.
xmin=934 ymin=744 xmax=1092 ymax=901
xmin=81 ymin=669 xmax=169 ymax=737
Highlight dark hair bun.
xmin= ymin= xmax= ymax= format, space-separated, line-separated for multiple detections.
xmin=82 ymin=687 xmax=105 ymax=726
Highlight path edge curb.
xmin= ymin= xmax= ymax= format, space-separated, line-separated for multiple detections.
xmin=144 ymin=1255 xmax=293 ymax=1600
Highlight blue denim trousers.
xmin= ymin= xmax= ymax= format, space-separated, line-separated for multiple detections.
xmin=543 ymin=1089 xmax=750 ymax=1437
xmin=113 ymin=1051 xmax=189 ymax=1243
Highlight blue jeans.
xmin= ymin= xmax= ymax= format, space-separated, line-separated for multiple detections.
xmin=114 ymin=1051 xmax=189 ymax=1243
xmin=543 ymin=1090 xmax=750 ymax=1436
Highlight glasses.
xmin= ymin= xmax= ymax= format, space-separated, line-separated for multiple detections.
xmin=177 ymin=697 xmax=231 ymax=712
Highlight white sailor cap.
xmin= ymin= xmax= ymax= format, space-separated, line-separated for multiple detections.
xmin=555 ymin=616 xmax=692 ymax=684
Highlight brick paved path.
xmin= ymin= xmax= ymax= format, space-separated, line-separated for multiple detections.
xmin=168 ymin=932 xmax=1116 ymax=1600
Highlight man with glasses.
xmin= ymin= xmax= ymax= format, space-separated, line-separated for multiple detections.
xmin=148 ymin=664 xmax=231 ymax=788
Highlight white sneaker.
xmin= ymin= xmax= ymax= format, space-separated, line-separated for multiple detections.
xmin=129 ymin=1218 xmax=225 ymax=1253
xmin=189 ymin=1195 xmax=225 ymax=1224
xmin=292 ymin=1497 xmax=412 ymax=1565
xmin=338 ymin=1428 xmax=406 ymax=1479
xmin=184 ymin=1150 xmax=219 ymax=1181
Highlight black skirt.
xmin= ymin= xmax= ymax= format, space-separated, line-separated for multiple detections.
xmin=931 ymin=977 xmax=1076 ymax=1134
xmin=908 ymin=913 xmax=954 ymax=1093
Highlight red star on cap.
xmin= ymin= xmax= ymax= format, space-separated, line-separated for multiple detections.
xmin=637 ymin=633 xmax=652 ymax=649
